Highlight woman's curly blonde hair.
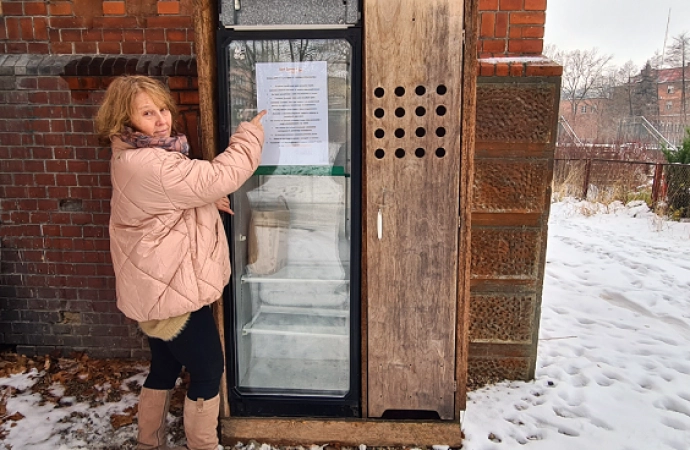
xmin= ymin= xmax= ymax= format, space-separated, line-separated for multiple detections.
xmin=95 ymin=75 xmax=179 ymax=145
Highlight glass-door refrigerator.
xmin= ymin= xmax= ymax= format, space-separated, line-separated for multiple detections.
xmin=217 ymin=28 xmax=362 ymax=418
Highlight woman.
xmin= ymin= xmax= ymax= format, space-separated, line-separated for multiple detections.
xmin=96 ymin=75 xmax=265 ymax=450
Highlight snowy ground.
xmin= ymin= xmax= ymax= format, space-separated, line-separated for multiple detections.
xmin=2 ymin=199 xmax=690 ymax=449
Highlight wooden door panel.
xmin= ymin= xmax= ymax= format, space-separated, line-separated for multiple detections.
xmin=364 ymin=0 xmax=463 ymax=421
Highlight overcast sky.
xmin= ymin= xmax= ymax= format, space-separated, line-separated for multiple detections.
xmin=544 ymin=0 xmax=690 ymax=69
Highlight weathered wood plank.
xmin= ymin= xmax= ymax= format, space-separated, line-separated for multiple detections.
xmin=456 ymin=0 xmax=478 ymax=416
xmin=364 ymin=0 xmax=464 ymax=420
xmin=191 ymin=0 xmax=227 ymax=418
xmin=221 ymin=417 xmax=463 ymax=446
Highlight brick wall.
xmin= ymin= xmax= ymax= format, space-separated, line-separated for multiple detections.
xmin=466 ymin=0 xmax=560 ymax=387
xmin=477 ymin=0 xmax=546 ymax=57
xmin=0 ymin=0 xmax=195 ymax=55
xmin=0 ymin=0 xmax=201 ymax=357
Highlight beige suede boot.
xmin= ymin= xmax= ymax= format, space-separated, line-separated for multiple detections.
xmin=183 ymin=395 xmax=221 ymax=450
xmin=136 ymin=387 xmax=184 ymax=450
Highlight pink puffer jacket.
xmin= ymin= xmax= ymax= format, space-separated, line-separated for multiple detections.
xmin=109 ymin=122 xmax=263 ymax=322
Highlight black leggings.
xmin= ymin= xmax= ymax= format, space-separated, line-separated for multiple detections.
xmin=143 ymin=306 xmax=224 ymax=401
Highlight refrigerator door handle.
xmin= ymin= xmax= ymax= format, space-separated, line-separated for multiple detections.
xmin=377 ymin=208 xmax=383 ymax=240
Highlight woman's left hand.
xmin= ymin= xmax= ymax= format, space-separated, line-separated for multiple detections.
xmin=215 ymin=197 xmax=234 ymax=215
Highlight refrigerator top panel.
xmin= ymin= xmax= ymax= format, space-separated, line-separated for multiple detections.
xmin=220 ymin=0 xmax=360 ymax=28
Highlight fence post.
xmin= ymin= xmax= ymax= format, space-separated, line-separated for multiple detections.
xmin=651 ymin=163 xmax=663 ymax=206
xmin=582 ymin=159 xmax=592 ymax=200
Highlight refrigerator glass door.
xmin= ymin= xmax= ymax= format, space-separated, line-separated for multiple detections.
xmin=227 ymin=38 xmax=353 ymax=397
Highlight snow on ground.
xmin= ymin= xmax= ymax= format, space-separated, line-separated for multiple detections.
xmin=1 ymin=199 xmax=690 ymax=449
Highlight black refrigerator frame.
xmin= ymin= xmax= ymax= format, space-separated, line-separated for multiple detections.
xmin=216 ymin=27 xmax=363 ymax=418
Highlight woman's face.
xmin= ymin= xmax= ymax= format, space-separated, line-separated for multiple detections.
xmin=130 ymin=91 xmax=172 ymax=138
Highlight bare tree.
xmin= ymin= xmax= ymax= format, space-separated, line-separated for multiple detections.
xmin=550 ymin=47 xmax=614 ymax=123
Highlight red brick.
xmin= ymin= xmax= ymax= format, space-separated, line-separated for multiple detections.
xmin=480 ymin=61 xmax=495 ymax=76
xmin=495 ymin=12 xmax=508 ymax=38
xmin=36 ymin=78 xmax=58 ymax=91
xmin=495 ymin=62 xmax=509 ymax=77
xmin=74 ymin=42 xmax=98 ymax=54
xmin=499 ymin=0 xmax=523 ymax=10
xmin=122 ymin=42 xmax=144 ymax=54
xmin=49 ymin=2 xmax=73 ymax=16
xmin=61 ymin=29 xmax=83 ymax=42
xmin=525 ymin=63 xmax=562 ymax=77
xmin=123 ymin=30 xmax=144 ymax=42
xmin=0 ymin=22 xmax=7 ymax=40
xmin=7 ymin=42 xmax=28 ymax=53
xmin=98 ymin=42 xmax=121 ymax=54
xmin=25 ymin=2 xmax=48 ymax=15
xmin=35 ymin=174 xmax=56 ymax=186
xmin=2 ymin=2 xmax=24 ymax=15
xmin=509 ymin=27 xmax=522 ymax=38
xmin=482 ymin=39 xmax=506 ymax=54
xmin=508 ymin=38 xmax=543 ymax=54
xmin=6 ymin=18 xmax=21 ymax=40
xmin=145 ymin=28 xmax=166 ymax=41
xmin=510 ymin=12 xmax=545 ymax=25
xmin=18 ymin=77 xmax=38 ymax=89
xmin=509 ymin=63 xmax=524 ymax=76
xmin=178 ymin=91 xmax=199 ymax=105
xmin=146 ymin=42 xmax=168 ymax=54
xmin=83 ymin=29 xmax=103 ymax=42
xmin=28 ymin=92 xmax=48 ymax=104
xmin=50 ymin=42 xmax=75 ymax=55
xmin=102 ymin=1 xmax=126 ymax=15
xmin=49 ymin=17 xmax=84 ymax=28
xmin=166 ymin=29 xmax=186 ymax=41
xmin=168 ymin=77 xmax=191 ymax=90
xmin=169 ymin=42 xmax=192 ymax=55
xmin=33 ymin=18 xmax=48 ymax=40
xmin=19 ymin=17 xmax=34 ymax=39
xmin=92 ymin=16 xmax=138 ymax=28
xmin=30 ymin=120 xmax=51 ymax=133
xmin=102 ymin=29 xmax=123 ymax=41
xmin=479 ymin=0 xmax=499 ymax=10
xmin=524 ymin=0 xmax=546 ymax=11
xmin=480 ymin=13 xmax=495 ymax=38
xmin=521 ymin=26 xmax=544 ymax=38
xmin=146 ymin=16 xmax=192 ymax=28
xmin=157 ymin=1 xmax=180 ymax=15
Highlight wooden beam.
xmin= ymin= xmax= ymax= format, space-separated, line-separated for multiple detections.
xmin=456 ymin=0 xmax=478 ymax=416
xmin=221 ymin=417 xmax=463 ymax=447
xmin=191 ymin=0 xmax=229 ymax=418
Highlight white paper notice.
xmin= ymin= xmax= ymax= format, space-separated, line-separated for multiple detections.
xmin=256 ymin=61 xmax=329 ymax=166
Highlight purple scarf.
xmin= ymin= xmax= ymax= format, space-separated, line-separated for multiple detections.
xmin=119 ymin=126 xmax=190 ymax=156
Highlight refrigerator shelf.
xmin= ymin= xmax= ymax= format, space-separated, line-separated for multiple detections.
xmin=242 ymin=305 xmax=349 ymax=337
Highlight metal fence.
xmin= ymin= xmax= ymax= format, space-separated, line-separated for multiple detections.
xmin=553 ymin=159 xmax=690 ymax=218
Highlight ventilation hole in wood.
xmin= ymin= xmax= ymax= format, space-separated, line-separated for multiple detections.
xmin=436 ymin=84 xmax=447 ymax=95
xmin=395 ymin=107 xmax=406 ymax=117
xmin=374 ymin=108 xmax=385 ymax=118
xmin=436 ymin=147 xmax=446 ymax=158
xmin=375 ymin=148 xmax=385 ymax=159
xmin=375 ymin=129 xmax=385 ymax=138
xmin=415 ymin=85 xmax=426 ymax=95
xmin=436 ymin=127 xmax=446 ymax=137
xmin=395 ymin=86 xmax=406 ymax=97
xmin=395 ymin=148 xmax=405 ymax=158
xmin=415 ymin=127 xmax=426 ymax=137
xmin=436 ymin=105 xmax=447 ymax=116
xmin=415 ymin=147 xmax=425 ymax=158
xmin=415 ymin=106 xmax=426 ymax=116
xmin=395 ymin=128 xmax=405 ymax=138
xmin=374 ymin=87 xmax=385 ymax=98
